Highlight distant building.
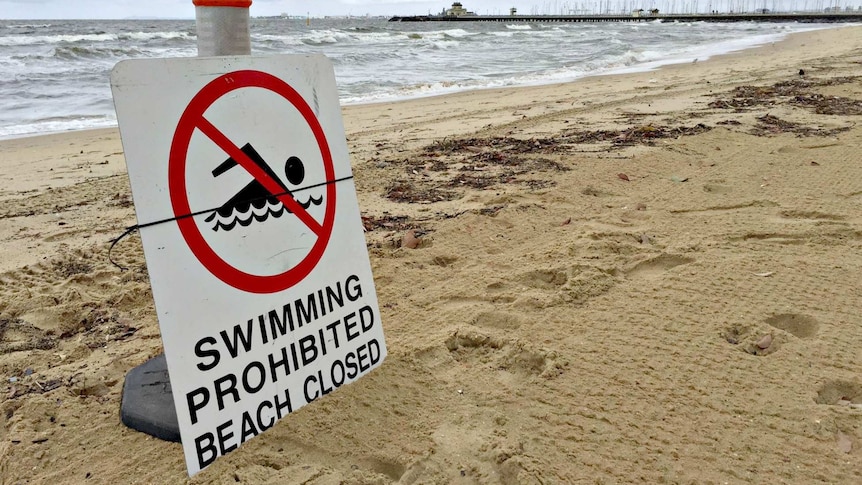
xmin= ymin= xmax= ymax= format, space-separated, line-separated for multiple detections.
xmin=445 ymin=2 xmax=476 ymax=16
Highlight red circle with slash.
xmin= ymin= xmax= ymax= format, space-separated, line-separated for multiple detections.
xmin=168 ymin=70 xmax=336 ymax=294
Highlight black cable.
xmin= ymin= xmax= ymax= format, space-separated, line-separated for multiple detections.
xmin=108 ymin=175 xmax=354 ymax=271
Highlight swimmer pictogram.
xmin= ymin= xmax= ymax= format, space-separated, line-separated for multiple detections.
xmin=204 ymin=143 xmax=323 ymax=232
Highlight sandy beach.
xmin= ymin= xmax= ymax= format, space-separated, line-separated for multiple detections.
xmin=2 ymin=24 xmax=862 ymax=484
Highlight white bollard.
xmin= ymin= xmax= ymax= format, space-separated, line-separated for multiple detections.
xmin=193 ymin=0 xmax=252 ymax=57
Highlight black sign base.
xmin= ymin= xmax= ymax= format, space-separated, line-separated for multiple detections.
xmin=120 ymin=353 xmax=180 ymax=442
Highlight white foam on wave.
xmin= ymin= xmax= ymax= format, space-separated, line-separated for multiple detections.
xmin=6 ymin=24 xmax=54 ymax=29
xmin=340 ymin=79 xmax=491 ymax=105
xmin=119 ymin=31 xmax=193 ymax=42
xmin=0 ymin=33 xmax=117 ymax=46
xmin=0 ymin=115 xmax=117 ymax=140
xmin=603 ymin=27 xmax=823 ymax=76
xmin=0 ymin=30 xmax=192 ymax=48
xmin=349 ymin=31 xmax=402 ymax=43
xmin=438 ymin=28 xmax=474 ymax=38
xmin=301 ymin=29 xmax=353 ymax=44
xmin=252 ymin=33 xmax=305 ymax=46
xmin=260 ymin=27 xmax=474 ymax=49
xmin=429 ymin=40 xmax=460 ymax=49
xmin=256 ymin=30 xmax=400 ymax=46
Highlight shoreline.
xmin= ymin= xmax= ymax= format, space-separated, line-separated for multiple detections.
xmin=2 ymin=24 xmax=857 ymax=203
xmin=3 ymin=24 xmax=856 ymax=204
xmin=0 ymin=22 xmax=848 ymax=141
xmin=2 ymin=23 xmax=862 ymax=484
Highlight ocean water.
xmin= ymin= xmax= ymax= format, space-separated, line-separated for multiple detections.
xmin=0 ymin=17 xmax=837 ymax=138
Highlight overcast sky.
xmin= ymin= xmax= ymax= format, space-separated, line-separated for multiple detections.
xmin=0 ymin=1 xmax=553 ymax=19
xmin=0 ymin=0 xmax=845 ymax=19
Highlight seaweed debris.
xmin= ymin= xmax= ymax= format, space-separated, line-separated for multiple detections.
xmin=384 ymin=181 xmax=458 ymax=203
xmin=564 ymin=123 xmax=712 ymax=146
xmin=361 ymin=214 xmax=415 ymax=232
xmin=424 ymin=123 xmax=712 ymax=154
xmin=710 ymin=76 xmax=862 ymax=116
xmin=751 ymin=114 xmax=851 ymax=137
xmin=789 ymin=93 xmax=862 ymax=115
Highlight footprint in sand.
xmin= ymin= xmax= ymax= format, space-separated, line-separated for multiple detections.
xmin=764 ymin=313 xmax=819 ymax=339
xmin=723 ymin=313 xmax=819 ymax=357
xmin=722 ymin=324 xmax=778 ymax=356
xmin=519 ymin=268 xmax=568 ymax=289
xmin=811 ymin=378 xmax=861 ymax=454
xmin=471 ymin=311 xmax=523 ymax=330
xmin=626 ymin=254 xmax=694 ymax=279
xmin=429 ymin=254 xmax=458 ymax=267
xmin=814 ymin=380 xmax=862 ymax=406
xmin=445 ymin=331 xmax=563 ymax=378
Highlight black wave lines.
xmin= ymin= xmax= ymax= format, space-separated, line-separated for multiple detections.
xmin=205 ymin=194 xmax=323 ymax=232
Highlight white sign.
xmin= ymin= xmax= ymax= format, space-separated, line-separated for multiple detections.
xmin=111 ymin=55 xmax=387 ymax=476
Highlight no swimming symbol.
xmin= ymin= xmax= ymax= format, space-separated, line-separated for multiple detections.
xmin=168 ymin=70 xmax=339 ymax=294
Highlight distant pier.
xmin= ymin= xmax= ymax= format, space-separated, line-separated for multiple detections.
xmin=389 ymin=13 xmax=862 ymax=23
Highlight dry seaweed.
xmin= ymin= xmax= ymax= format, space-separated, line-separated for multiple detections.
xmin=446 ymin=172 xmax=554 ymax=191
xmin=361 ymin=214 xmax=414 ymax=232
xmin=710 ymin=76 xmax=862 ymax=116
xmin=423 ymin=124 xmax=711 ymax=154
xmin=383 ymin=123 xmax=710 ymax=202
xmin=463 ymin=153 xmax=568 ymax=172
xmin=563 ymin=123 xmax=711 ymax=146
xmin=523 ymin=179 xmax=556 ymax=190
xmin=709 ymin=86 xmax=781 ymax=110
xmin=425 ymin=136 xmax=564 ymax=155
xmin=447 ymin=173 xmax=513 ymax=189
xmin=751 ymin=114 xmax=851 ymax=137
xmin=469 ymin=150 xmax=521 ymax=166
xmin=790 ymin=94 xmax=862 ymax=115
xmin=384 ymin=181 xmax=458 ymax=203
xmin=476 ymin=205 xmax=505 ymax=216
xmin=0 ymin=318 xmax=57 ymax=353
xmin=52 ymin=255 xmax=94 ymax=278
xmin=427 ymin=159 xmax=448 ymax=171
